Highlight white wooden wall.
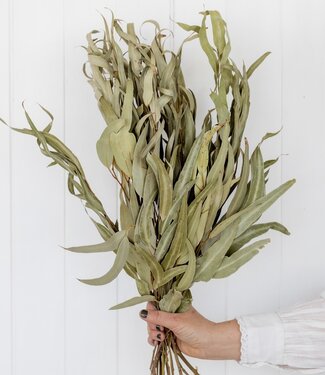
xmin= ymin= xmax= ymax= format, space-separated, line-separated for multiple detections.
xmin=0 ymin=0 xmax=324 ymax=374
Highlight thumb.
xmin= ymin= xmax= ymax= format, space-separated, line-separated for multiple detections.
xmin=139 ymin=308 xmax=179 ymax=331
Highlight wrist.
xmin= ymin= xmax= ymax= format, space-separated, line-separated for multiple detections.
xmin=208 ymin=319 xmax=242 ymax=361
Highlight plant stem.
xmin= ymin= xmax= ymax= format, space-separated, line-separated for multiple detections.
xmin=149 ymin=330 xmax=200 ymax=375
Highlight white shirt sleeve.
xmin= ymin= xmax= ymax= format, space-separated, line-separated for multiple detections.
xmin=235 ymin=290 xmax=325 ymax=373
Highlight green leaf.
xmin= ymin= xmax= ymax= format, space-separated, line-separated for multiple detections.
xmin=132 ymin=123 xmax=149 ymax=197
xmin=207 ymin=123 xmax=229 ymax=184
xmin=226 ymin=139 xmax=250 ymax=217
xmin=109 ymin=295 xmax=156 ymax=310
xmin=194 ymin=218 xmax=239 ymax=282
xmin=214 ymin=238 xmax=271 ymax=278
xmin=96 ymin=127 xmax=113 ymax=168
xmin=210 ymin=91 xmax=229 ymax=125
xmin=176 ymin=289 xmax=193 ymax=313
xmin=188 ymin=201 xmax=202 ymax=247
xmin=161 ymin=180 xmax=194 ymax=234
xmin=195 ymin=194 xmax=211 ymax=246
xmin=120 ymin=190 xmax=134 ymax=230
xmin=195 ymin=126 xmax=219 ymax=194
xmin=61 ymin=230 xmax=125 ymax=253
xmin=135 ymin=245 xmax=164 ymax=289
xmin=143 ymin=67 xmax=154 ymax=106
xmin=110 ymin=127 xmax=136 ymax=177
xmin=259 ymin=127 xmax=282 ymax=145
xmin=176 ymin=22 xmax=200 ymax=33
xmin=121 ymin=78 xmax=134 ymax=129
xmin=174 ymin=129 xmax=204 ymax=198
xmin=247 ymin=51 xmax=271 ymax=79
xmin=264 ymin=157 xmax=279 ymax=170
xmin=176 ymin=239 xmax=196 ymax=291
xmin=155 ymin=221 xmax=176 ymax=262
xmin=135 ymin=184 xmax=157 ymax=250
xmin=159 ymin=265 xmax=187 ymax=287
xmin=146 ymin=153 xmax=172 ymax=221
xmin=209 ymin=10 xmax=226 ymax=57
xmin=209 ymin=179 xmax=296 ymax=239
xmin=204 ymin=171 xmax=224 ymax=234
xmin=162 ymin=195 xmax=187 ymax=270
xmin=198 ymin=14 xmax=218 ymax=73
xmin=140 ymin=124 xmax=164 ymax=158
xmin=241 ymin=145 xmax=265 ymax=209
xmin=78 ymin=235 xmax=129 ymax=285
xmin=227 ymin=221 xmax=290 ymax=256
xmin=159 ymin=289 xmax=183 ymax=313
xmin=98 ymin=96 xmax=118 ymax=125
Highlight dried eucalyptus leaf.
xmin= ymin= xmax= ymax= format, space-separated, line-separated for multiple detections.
xmin=143 ymin=67 xmax=154 ymax=106
xmin=174 ymin=130 xmax=204 ymax=198
xmin=264 ymin=157 xmax=279 ymax=169
xmin=161 ymin=180 xmax=194 ymax=234
xmin=136 ymin=245 xmax=164 ymax=288
xmin=162 ymin=195 xmax=187 ymax=270
xmin=159 ymin=265 xmax=187 ymax=288
xmin=209 ymin=10 xmax=226 ymax=57
xmin=176 ymin=239 xmax=196 ymax=291
xmin=61 ymin=230 xmax=125 ymax=253
xmin=155 ymin=221 xmax=176 ymax=261
xmin=146 ymin=153 xmax=172 ymax=221
xmin=159 ymin=289 xmax=183 ymax=313
xmin=241 ymin=145 xmax=265 ymax=209
xmin=96 ymin=127 xmax=113 ymax=168
xmin=226 ymin=139 xmax=250 ymax=217
xmin=214 ymin=238 xmax=270 ymax=278
xmin=176 ymin=289 xmax=193 ymax=313
xmin=195 ymin=218 xmax=239 ymax=282
xmin=78 ymin=235 xmax=130 ymax=285
xmin=109 ymin=295 xmax=156 ymax=310
xmin=247 ymin=51 xmax=271 ymax=79
xmin=120 ymin=191 xmax=134 ymax=230
xmin=210 ymin=179 xmax=296 ymax=239
xmin=176 ymin=22 xmax=200 ymax=33
xmin=132 ymin=123 xmax=149 ymax=197
xmin=227 ymin=221 xmax=290 ymax=256
xmin=198 ymin=14 xmax=218 ymax=74
xmin=110 ymin=127 xmax=136 ymax=177
xmin=259 ymin=126 xmax=282 ymax=145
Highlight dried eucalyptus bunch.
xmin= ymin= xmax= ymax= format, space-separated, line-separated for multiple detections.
xmin=1 ymin=9 xmax=296 ymax=375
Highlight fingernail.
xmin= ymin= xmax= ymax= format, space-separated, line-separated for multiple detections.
xmin=156 ymin=325 xmax=161 ymax=331
xmin=140 ymin=309 xmax=148 ymax=319
xmin=157 ymin=333 xmax=161 ymax=340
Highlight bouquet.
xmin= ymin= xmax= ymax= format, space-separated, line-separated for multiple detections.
xmin=0 ymin=9 xmax=295 ymax=375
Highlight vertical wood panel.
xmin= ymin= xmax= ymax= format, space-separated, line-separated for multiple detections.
xmin=281 ymin=0 xmax=325 ymax=307
xmin=225 ymin=0 xmax=283 ymax=311
xmin=173 ymin=1 xmax=227 ymax=374
xmin=64 ymin=1 xmax=118 ymax=374
xmin=0 ymin=0 xmax=12 ymax=373
xmin=225 ymin=1 xmax=283 ymax=374
xmin=11 ymin=0 xmax=65 ymax=373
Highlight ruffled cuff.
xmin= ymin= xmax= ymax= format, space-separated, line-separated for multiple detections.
xmin=235 ymin=290 xmax=325 ymax=374
xmin=236 ymin=312 xmax=285 ymax=367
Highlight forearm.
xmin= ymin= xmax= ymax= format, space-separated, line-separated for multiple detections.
xmin=208 ymin=319 xmax=242 ymax=361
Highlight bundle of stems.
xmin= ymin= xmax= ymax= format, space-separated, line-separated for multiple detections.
xmin=0 ymin=9 xmax=295 ymax=375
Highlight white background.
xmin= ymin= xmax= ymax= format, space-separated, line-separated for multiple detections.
xmin=0 ymin=0 xmax=324 ymax=374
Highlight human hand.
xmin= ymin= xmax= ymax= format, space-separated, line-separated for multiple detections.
xmin=139 ymin=302 xmax=241 ymax=361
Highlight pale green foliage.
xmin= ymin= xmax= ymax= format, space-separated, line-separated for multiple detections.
xmin=0 ymin=9 xmax=296 ymax=314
